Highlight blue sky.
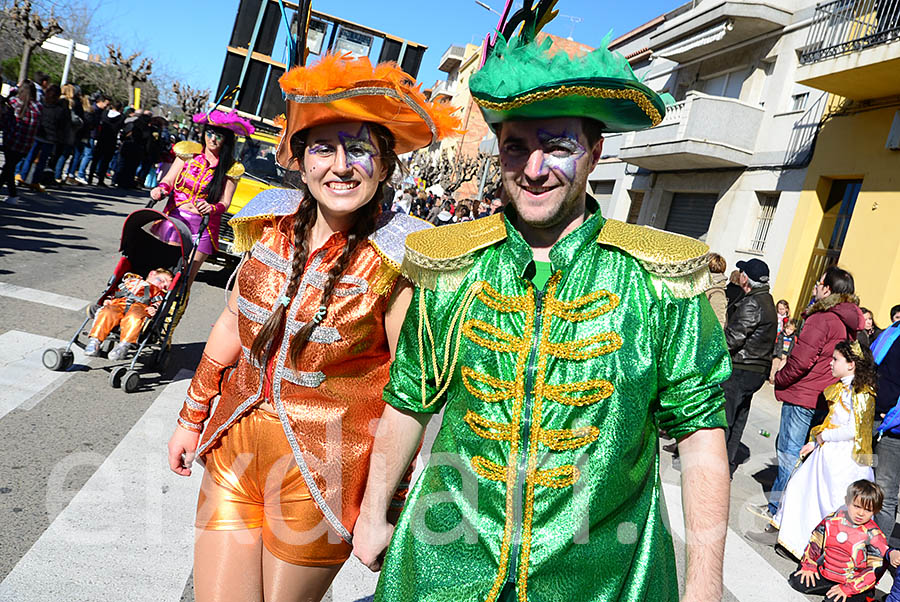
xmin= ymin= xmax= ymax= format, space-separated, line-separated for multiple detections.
xmin=92 ymin=0 xmax=680 ymax=99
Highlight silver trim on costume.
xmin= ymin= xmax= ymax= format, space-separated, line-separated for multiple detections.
xmin=271 ymin=291 xmax=353 ymax=544
xmin=282 ymin=370 xmax=326 ymax=388
xmin=178 ymin=417 xmax=203 ymax=432
xmin=197 ymin=248 xmax=295 ymax=457
xmin=252 ymin=242 xmax=291 ymax=274
xmin=184 ymin=397 xmax=209 ymax=412
xmin=237 ymin=296 xmax=272 ymax=324
xmin=334 ymin=275 xmax=368 ymax=296
xmin=285 ymin=320 xmax=341 ymax=343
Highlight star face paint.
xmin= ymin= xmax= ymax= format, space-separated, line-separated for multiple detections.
xmin=536 ymin=129 xmax=586 ymax=183
xmin=338 ymin=125 xmax=380 ymax=178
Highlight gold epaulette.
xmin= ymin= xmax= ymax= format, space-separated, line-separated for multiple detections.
xmin=596 ymin=219 xmax=711 ymax=299
xmin=402 ymin=213 xmax=507 ymax=290
xmin=226 ymin=162 xmax=245 ymax=180
xmin=173 ymin=140 xmax=202 ymax=160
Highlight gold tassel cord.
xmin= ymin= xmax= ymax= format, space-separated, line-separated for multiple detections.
xmin=418 ymin=282 xmax=484 ymax=409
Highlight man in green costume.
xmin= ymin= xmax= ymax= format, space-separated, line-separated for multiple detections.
xmin=354 ymin=3 xmax=732 ymax=600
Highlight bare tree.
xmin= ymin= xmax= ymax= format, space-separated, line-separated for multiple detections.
xmin=172 ymin=81 xmax=209 ymax=118
xmin=106 ymin=43 xmax=152 ymax=106
xmin=9 ymin=0 xmax=62 ymax=82
xmin=412 ymin=149 xmax=482 ymax=195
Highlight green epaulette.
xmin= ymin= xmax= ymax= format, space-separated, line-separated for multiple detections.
xmin=596 ymin=219 xmax=711 ymax=299
xmin=402 ymin=213 xmax=507 ymax=290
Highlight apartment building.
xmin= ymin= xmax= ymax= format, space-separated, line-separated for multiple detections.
xmin=607 ymin=0 xmax=828 ymax=289
xmin=772 ymin=0 xmax=900 ymax=321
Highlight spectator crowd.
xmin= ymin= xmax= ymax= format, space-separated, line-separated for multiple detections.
xmin=664 ymin=249 xmax=900 ymax=601
xmin=0 ymin=71 xmax=194 ymax=206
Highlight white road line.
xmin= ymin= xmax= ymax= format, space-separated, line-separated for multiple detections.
xmin=0 ymin=282 xmax=89 ymax=311
xmin=0 ymin=331 xmax=85 ymax=420
xmin=662 ymin=482 xmax=808 ymax=602
xmin=0 ymin=371 xmax=201 ymax=602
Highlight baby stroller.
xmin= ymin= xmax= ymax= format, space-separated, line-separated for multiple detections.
xmin=42 ymin=208 xmax=208 ymax=393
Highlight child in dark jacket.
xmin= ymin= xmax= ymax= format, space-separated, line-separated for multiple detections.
xmin=770 ymin=319 xmax=800 ymax=383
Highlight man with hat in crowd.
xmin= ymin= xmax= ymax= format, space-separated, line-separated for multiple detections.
xmin=721 ymin=258 xmax=777 ymax=476
xmin=353 ymin=2 xmax=732 ymax=600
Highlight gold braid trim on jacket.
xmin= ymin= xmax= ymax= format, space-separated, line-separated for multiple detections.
xmin=809 ymin=382 xmax=875 ymax=466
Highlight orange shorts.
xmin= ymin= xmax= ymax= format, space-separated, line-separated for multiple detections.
xmin=196 ymin=406 xmax=352 ymax=566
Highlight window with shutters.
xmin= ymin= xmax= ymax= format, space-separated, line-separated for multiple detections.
xmin=751 ymin=193 xmax=779 ymax=252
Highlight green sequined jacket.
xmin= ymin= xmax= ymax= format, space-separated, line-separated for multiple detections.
xmin=376 ymin=207 xmax=730 ymax=602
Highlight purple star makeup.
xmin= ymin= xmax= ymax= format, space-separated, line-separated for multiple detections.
xmin=536 ymin=129 xmax=587 ymax=183
xmin=338 ymin=125 xmax=380 ymax=177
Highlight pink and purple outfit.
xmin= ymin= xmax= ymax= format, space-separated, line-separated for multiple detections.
xmin=151 ymin=141 xmax=244 ymax=255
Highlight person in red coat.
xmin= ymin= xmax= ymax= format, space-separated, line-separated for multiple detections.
xmin=760 ymin=266 xmax=864 ymax=520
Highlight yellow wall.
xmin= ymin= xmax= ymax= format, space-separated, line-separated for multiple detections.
xmin=773 ymin=103 xmax=900 ymax=324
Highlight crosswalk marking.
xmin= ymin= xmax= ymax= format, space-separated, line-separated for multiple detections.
xmin=0 ymin=282 xmax=89 ymax=311
xmin=0 ymin=331 xmax=85 ymax=421
xmin=662 ymin=482 xmax=808 ymax=601
xmin=0 ymin=371 xmax=200 ymax=602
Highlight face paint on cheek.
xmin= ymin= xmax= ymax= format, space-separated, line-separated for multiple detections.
xmin=537 ymin=129 xmax=587 ymax=183
xmin=338 ymin=125 xmax=379 ymax=178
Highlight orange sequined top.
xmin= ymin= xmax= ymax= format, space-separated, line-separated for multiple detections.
xmin=197 ymin=189 xmax=430 ymax=543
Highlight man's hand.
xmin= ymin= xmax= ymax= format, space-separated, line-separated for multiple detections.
xmin=794 ymin=567 xmax=818 ymax=588
xmin=799 ymin=442 xmax=815 ymax=458
xmin=678 ymin=429 xmax=730 ymax=601
xmin=825 ymin=583 xmax=847 ymax=602
xmin=353 ymin=515 xmax=395 ymax=572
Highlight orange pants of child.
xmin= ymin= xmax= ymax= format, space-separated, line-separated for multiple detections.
xmin=88 ymin=298 xmax=151 ymax=344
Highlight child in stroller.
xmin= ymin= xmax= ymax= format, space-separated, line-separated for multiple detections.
xmin=84 ymin=268 xmax=175 ymax=360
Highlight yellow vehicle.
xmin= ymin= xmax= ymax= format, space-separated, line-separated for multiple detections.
xmin=215 ymin=130 xmax=284 ymax=263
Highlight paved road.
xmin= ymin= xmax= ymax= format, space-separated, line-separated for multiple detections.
xmin=0 ymin=184 xmax=892 ymax=601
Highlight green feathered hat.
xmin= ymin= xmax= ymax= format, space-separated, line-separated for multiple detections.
xmin=469 ymin=0 xmax=669 ymax=133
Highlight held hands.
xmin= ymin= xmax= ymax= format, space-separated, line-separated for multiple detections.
xmin=799 ymin=442 xmax=816 ymax=458
xmin=167 ymin=425 xmax=201 ymax=476
xmin=353 ymin=515 xmax=395 ymax=572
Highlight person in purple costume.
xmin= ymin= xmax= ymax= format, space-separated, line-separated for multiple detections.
xmin=150 ymin=110 xmax=253 ymax=288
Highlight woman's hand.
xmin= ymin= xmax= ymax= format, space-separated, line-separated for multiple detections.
xmin=167 ymin=425 xmax=201 ymax=476
xmin=816 ymin=432 xmax=824 ymax=445
xmin=799 ymin=442 xmax=815 ymax=458
xmin=150 ymin=186 xmax=164 ymax=201
xmin=195 ymin=200 xmax=214 ymax=215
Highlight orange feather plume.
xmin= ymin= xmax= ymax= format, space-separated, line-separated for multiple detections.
xmin=279 ymin=53 xmax=463 ymax=141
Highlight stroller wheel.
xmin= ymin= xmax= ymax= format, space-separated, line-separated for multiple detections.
xmin=122 ymin=370 xmax=141 ymax=394
xmin=109 ymin=365 xmax=128 ymax=388
xmin=61 ymin=350 xmax=74 ymax=371
xmin=100 ymin=339 xmax=117 ymax=356
xmin=42 ymin=347 xmax=66 ymax=371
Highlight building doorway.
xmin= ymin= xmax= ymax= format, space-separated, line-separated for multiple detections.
xmin=797 ymin=178 xmax=862 ymax=311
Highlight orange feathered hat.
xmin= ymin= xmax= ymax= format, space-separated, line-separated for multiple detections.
xmin=276 ymin=53 xmax=462 ymax=168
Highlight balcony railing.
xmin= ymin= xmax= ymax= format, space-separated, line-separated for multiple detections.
xmin=800 ymin=0 xmax=900 ymax=63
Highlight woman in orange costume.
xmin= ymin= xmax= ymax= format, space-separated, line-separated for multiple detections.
xmin=165 ymin=54 xmax=459 ymax=602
